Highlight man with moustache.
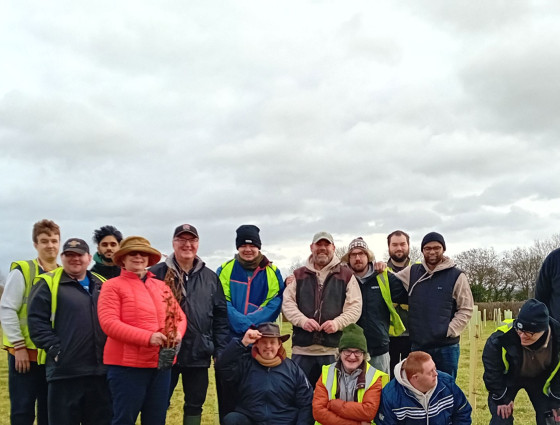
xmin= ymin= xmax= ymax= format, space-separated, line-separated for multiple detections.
xmin=1 ymin=219 xmax=61 ymax=425
xmin=90 ymin=225 xmax=123 ymax=279
xmin=283 ymin=231 xmax=362 ymax=385
xmin=340 ymin=237 xmax=407 ymax=375
xmin=386 ymin=230 xmax=414 ymax=378
xmin=28 ymin=238 xmax=111 ymax=425
xmin=393 ymin=232 xmax=473 ymax=379
xmin=150 ymin=224 xmax=229 ymax=425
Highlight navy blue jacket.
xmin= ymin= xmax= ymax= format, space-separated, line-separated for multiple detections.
xmin=377 ymin=371 xmax=471 ymax=425
xmin=216 ymin=338 xmax=313 ymax=425
xmin=536 ymin=248 xmax=560 ymax=322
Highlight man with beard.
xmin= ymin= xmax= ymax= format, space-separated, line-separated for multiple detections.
xmin=150 ymin=224 xmax=229 ymax=425
xmin=340 ymin=237 xmax=407 ymax=375
xmin=282 ymin=231 xmax=362 ymax=385
xmin=393 ymin=232 xmax=473 ymax=379
xmin=387 ymin=230 xmax=414 ymax=378
xmin=90 ymin=225 xmax=123 ymax=279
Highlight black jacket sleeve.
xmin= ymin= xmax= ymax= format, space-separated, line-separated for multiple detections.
xmin=213 ymin=274 xmax=230 ymax=357
xmin=293 ymin=362 xmax=314 ymax=425
xmin=388 ymin=273 xmax=408 ymax=305
xmin=482 ymin=331 xmax=510 ymax=404
xmin=28 ymin=279 xmax=60 ymax=351
xmin=215 ymin=338 xmax=251 ymax=385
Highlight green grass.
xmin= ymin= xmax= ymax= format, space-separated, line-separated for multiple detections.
xmin=0 ymin=323 xmax=537 ymax=424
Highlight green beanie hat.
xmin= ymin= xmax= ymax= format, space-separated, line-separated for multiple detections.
xmin=338 ymin=324 xmax=367 ymax=353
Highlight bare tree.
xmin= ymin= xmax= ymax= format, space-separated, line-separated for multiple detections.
xmin=454 ymin=248 xmax=508 ymax=302
xmin=502 ymin=246 xmax=544 ymax=300
xmin=287 ymin=257 xmax=305 ymax=274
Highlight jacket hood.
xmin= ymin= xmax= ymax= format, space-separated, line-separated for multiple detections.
xmin=394 ymin=358 xmax=438 ymax=410
xmin=421 ymin=255 xmax=456 ymax=274
xmin=305 ymin=254 xmax=341 ymax=274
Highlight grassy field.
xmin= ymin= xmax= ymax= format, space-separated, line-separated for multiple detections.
xmin=0 ymin=322 xmax=535 ymax=424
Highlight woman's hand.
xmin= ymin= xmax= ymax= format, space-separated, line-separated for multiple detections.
xmin=149 ymin=332 xmax=168 ymax=346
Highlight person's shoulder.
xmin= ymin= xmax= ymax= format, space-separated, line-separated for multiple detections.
xmin=437 ymin=371 xmax=463 ymax=392
xmin=149 ymin=261 xmax=167 ymax=274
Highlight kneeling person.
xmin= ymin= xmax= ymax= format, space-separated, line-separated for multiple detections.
xmin=313 ymin=324 xmax=388 ymax=425
xmin=216 ymin=323 xmax=313 ymax=425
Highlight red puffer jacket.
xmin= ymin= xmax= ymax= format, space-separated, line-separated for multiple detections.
xmin=98 ymin=269 xmax=187 ymax=368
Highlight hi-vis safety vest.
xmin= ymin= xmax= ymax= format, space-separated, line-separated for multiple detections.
xmin=496 ymin=319 xmax=560 ymax=396
xmin=315 ymin=362 xmax=389 ymax=425
xmin=218 ymin=260 xmax=280 ymax=310
xmin=35 ymin=269 xmax=106 ymax=365
xmin=2 ymin=260 xmax=47 ymax=349
xmin=376 ymin=270 xmax=406 ymax=337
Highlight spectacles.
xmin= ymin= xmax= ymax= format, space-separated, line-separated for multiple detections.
xmin=516 ymin=329 xmax=536 ymax=337
xmin=423 ymin=246 xmax=442 ymax=252
xmin=174 ymin=237 xmax=199 ymax=246
xmin=341 ymin=349 xmax=364 ymax=358
xmin=349 ymin=252 xmax=367 ymax=259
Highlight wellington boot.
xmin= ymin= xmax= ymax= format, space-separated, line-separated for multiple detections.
xmin=184 ymin=415 xmax=202 ymax=425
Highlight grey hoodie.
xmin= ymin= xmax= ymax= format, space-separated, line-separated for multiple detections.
xmin=394 ymin=358 xmax=437 ymax=411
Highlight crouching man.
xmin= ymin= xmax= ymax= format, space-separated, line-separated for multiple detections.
xmin=483 ymin=298 xmax=560 ymax=425
xmin=216 ymin=322 xmax=313 ymax=425
xmin=377 ymin=351 xmax=471 ymax=424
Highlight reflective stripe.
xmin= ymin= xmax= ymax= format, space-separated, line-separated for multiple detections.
xmin=377 ymin=271 xmax=405 ymax=337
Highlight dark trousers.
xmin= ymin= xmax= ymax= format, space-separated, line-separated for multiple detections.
xmin=48 ymin=376 xmax=112 ymax=425
xmin=107 ymin=366 xmax=171 ymax=425
xmin=8 ymin=353 xmax=48 ymax=425
xmin=389 ymin=336 xmax=411 ymax=379
xmin=223 ymin=412 xmax=255 ymax=425
xmin=414 ymin=343 xmax=460 ymax=380
xmin=169 ymin=366 xmax=209 ymax=416
xmin=488 ymin=376 xmax=551 ymax=425
xmin=292 ymin=354 xmax=335 ymax=386
xmin=215 ymin=367 xmax=238 ymax=424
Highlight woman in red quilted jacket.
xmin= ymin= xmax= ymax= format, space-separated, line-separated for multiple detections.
xmin=98 ymin=236 xmax=186 ymax=425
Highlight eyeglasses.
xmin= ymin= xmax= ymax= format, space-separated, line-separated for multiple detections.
xmin=341 ymin=349 xmax=364 ymax=358
xmin=516 ymin=329 xmax=536 ymax=337
xmin=173 ymin=237 xmax=199 ymax=246
xmin=423 ymin=246 xmax=442 ymax=252
xmin=349 ymin=252 xmax=367 ymax=259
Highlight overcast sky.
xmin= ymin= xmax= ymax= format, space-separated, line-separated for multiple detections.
xmin=1 ymin=1 xmax=559 ymax=277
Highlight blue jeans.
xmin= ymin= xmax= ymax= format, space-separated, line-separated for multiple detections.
xmin=8 ymin=353 xmax=48 ymax=425
xmin=415 ymin=344 xmax=460 ymax=379
xmin=107 ymin=366 xmax=171 ymax=425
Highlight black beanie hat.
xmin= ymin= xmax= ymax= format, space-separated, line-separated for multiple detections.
xmin=236 ymin=225 xmax=262 ymax=249
xmin=421 ymin=232 xmax=446 ymax=251
xmin=515 ymin=298 xmax=549 ymax=333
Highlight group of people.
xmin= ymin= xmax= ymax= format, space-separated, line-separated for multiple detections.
xmin=0 ymin=218 xmax=558 ymax=424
